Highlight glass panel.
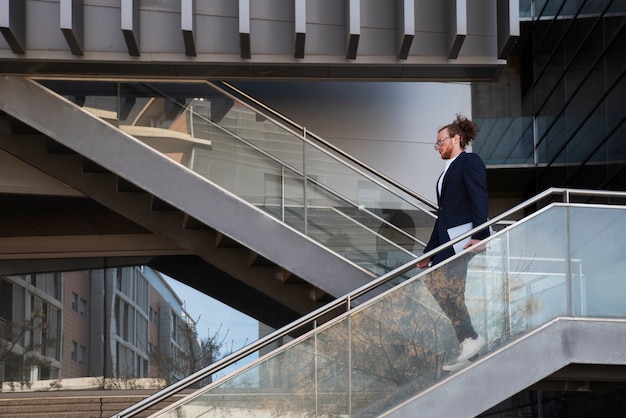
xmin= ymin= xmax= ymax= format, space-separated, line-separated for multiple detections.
xmin=565 ymin=105 xmax=605 ymax=165
xmin=157 ymin=204 xmax=614 ymax=417
xmin=473 ymin=116 xmax=535 ymax=165
xmin=569 ymin=206 xmax=626 ymax=317
xmin=502 ymin=206 xmax=569 ymax=333
xmin=537 ymin=0 xmax=571 ymax=18
xmin=536 ymin=112 xmax=566 ymax=164
xmin=560 ymin=0 xmax=583 ymax=16
xmin=519 ymin=0 xmax=532 ymax=18
xmin=534 ymin=0 xmax=551 ymax=19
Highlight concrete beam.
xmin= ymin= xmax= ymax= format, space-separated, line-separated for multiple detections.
xmin=181 ymin=0 xmax=196 ymax=57
xmin=346 ymin=0 xmax=360 ymax=60
xmin=294 ymin=0 xmax=306 ymax=58
xmin=121 ymin=0 xmax=140 ymax=56
xmin=396 ymin=0 xmax=415 ymax=60
xmin=239 ymin=0 xmax=251 ymax=58
xmin=60 ymin=0 xmax=84 ymax=56
xmin=448 ymin=0 xmax=467 ymax=59
xmin=498 ymin=0 xmax=520 ymax=59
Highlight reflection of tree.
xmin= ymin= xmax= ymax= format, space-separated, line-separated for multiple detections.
xmin=0 ymin=309 xmax=55 ymax=389
xmin=148 ymin=318 xmax=230 ymax=387
xmin=376 ymin=209 xmax=417 ymax=279
xmin=176 ymin=248 xmax=564 ymax=417
xmin=487 ymin=250 xmax=543 ymax=350
xmin=347 ymin=281 xmax=457 ymax=415
xmin=215 ymin=278 xmax=461 ymax=418
xmin=191 ymin=251 xmax=556 ymax=417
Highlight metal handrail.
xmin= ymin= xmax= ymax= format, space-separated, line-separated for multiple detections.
xmin=113 ymin=187 xmax=626 ymax=417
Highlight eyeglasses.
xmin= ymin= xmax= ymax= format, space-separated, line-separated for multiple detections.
xmin=434 ymin=136 xmax=452 ymax=149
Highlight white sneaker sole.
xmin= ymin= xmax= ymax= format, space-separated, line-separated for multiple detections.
xmin=457 ymin=336 xmax=486 ymax=362
xmin=442 ymin=359 xmax=471 ymax=372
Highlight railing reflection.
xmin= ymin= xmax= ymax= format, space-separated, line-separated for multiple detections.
xmin=45 ymin=80 xmax=436 ymax=277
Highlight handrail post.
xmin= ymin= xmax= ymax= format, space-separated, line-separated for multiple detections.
xmin=303 ymin=127 xmax=308 ymax=235
xmin=281 ymin=165 xmax=286 ymax=222
xmin=565 ymin=205 xmax=573 ymax=316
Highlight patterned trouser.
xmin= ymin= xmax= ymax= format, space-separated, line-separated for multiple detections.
xmin=424 ymin=253 xmax=477 ymax=343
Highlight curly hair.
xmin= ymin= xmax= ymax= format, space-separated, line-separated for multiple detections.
xmin=441 ymin=113 xmax=479 ymax=149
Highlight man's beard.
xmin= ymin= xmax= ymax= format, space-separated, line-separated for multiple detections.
xmin=440 ymin=148 xmax=452 ymax=159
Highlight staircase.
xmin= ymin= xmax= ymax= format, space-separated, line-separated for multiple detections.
xmin=115 ymin=188 xmax=626 ymax=417
xmin=0 ymin=75 xmax=435 ymax=329
xmin=0 ymin=389 xmax=191 ymax=418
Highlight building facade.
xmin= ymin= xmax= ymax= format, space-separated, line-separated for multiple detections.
xmin=0 ymin=266 xmax=199 ymax=387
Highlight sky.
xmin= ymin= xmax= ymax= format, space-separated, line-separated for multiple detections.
xmin=164 ymin=277 xmax=260 ymax=368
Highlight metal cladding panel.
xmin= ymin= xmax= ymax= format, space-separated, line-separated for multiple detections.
xmin=0 ymin=0 xmax=507 ymax=81
xmin=24 ymin=0 xmax=67 ymax=50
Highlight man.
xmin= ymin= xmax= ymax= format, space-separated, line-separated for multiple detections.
xmin=417 ymin=114 xmax=490 ymax=369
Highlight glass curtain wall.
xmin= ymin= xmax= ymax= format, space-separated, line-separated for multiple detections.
xmin=473 ymin=0 xmax=626 ymax=192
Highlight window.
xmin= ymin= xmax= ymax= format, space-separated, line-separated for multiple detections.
xmin=136 ymin=276 xmax=148 ymax=312
xmin=71 ymin=293 xmax=79 ymax=312
xmin=149 ymin=306 xmax=159 ymax=325
xmin=71 ymin=341 xmax=78 ymax=361
xmin=78 ymin=344 xmax=87 ymax=364
xmin=78 ymin=297 xmax=87 ymax=317
xmin=171 ymin=311 xmax=179 ymax=343
xmin=32 ymin=273 xmax=61 ymax=299
xmin=0 ymin=278 xmax=13 ymax=322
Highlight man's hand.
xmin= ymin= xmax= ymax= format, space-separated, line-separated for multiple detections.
xmin=464 ymin=238 xmax=486 ymax=253
xmin=417 ymin=257 xmax=431 ymax=269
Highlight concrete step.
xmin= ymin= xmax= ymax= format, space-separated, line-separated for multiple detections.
xmin=0 ymin=390 xmax=190 ymax=418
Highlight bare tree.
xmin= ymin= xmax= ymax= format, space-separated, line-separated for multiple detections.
xmin=0 ymin=309 xmax=56 ymax=389
xmin=149 ymin=319 xmax=234 ymax=387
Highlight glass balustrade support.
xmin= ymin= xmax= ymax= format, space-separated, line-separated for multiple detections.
xmin=565 ymin=204 xmax=573 ymax=316
xmin=111 ymin=188 xmax=626 ymax=417
xmin=303 ymin=132 xmax=309 ymax=236
xmin=145 ymin=199 xmax=626 ymax=418
xmin=280 ymin=165 xmax=286 ymax=222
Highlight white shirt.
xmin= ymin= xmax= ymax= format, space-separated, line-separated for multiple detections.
xmin=437 ymin=153 xmax=460 ymax=197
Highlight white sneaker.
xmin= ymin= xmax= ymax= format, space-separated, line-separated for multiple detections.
xmin=442 ymin=359 xmax=471 ymax=372
xmin=457 ymin=335 xmax=486 ymax=362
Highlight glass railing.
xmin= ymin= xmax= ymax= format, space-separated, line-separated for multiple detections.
xmin=37 ymin=80 xmax=435 ymax=277
xmin=144 ymin=192 xmax=626 ymax=417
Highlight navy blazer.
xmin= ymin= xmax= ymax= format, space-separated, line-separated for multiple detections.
xmin=424 ymin=151 xmax=490 ymax=265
